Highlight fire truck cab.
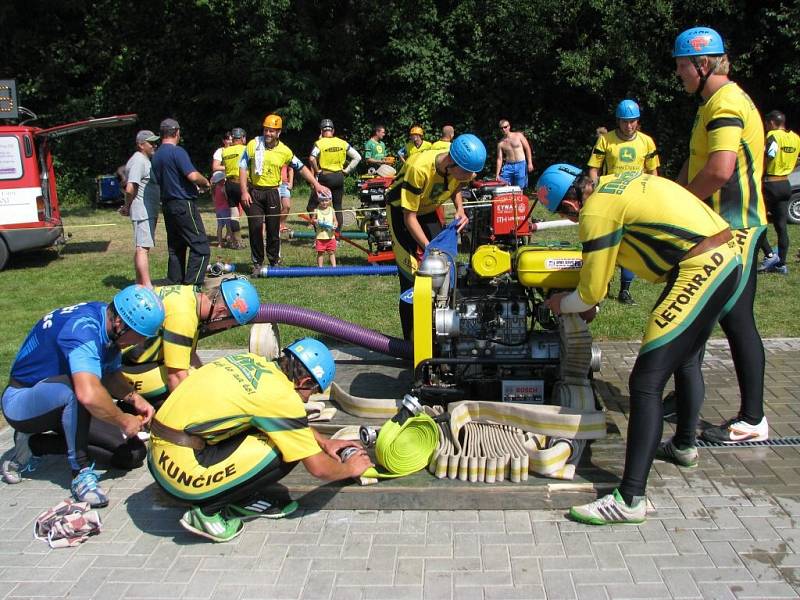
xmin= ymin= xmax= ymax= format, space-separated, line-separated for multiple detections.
xmin=0 ymin=79 xmax=135 ymax=270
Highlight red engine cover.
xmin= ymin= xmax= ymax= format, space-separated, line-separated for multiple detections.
xmin=492 ymin=193 xmax=530 ymax=235
xmin=360 ymin=176 xmax=394 ymax=190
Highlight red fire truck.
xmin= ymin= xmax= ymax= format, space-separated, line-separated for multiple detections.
xmin=0 ymin=79 xmax=135 ymax=270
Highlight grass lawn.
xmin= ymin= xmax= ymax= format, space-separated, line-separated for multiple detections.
xmin=1 ymin=184 xmax=797 ymax=392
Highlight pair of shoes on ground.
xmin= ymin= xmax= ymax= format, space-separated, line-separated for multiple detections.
xmin=617 ymin=290 xmax=635 ymax=305
xmin=1 ymin=432 xmax=41 ymax=485
xmin=180 ymin=496 xmax=299 ymax=543
xmin=758 ymin=253 xmax=788 ymax=274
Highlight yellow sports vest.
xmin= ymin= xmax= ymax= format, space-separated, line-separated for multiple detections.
xmin=244 ymin=139 xmax=294 ymax=187
xmin=315 ymin=136 xmax=348 ymax=171
xmin=221 ymin=144 xmax=245 ymax=179
xmin=430 ymin=140 xmax=451 ymax=151
xmin=765 ymin=129 xmax=800 ymax=176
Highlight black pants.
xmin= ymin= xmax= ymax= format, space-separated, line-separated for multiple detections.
xmin=620 ymin=263 xmax=740 ymax=501
xmin=244 ymin=187 xmax=281 ymax=266
xmin=223 ymin=181 xmax=242 ymax=233
xmin=388 ymin=204 xmax=443 ymax=340
xmin=306 ymin=171 xmax=345 ymax=231
xmin=758 ymin=180 xmax=791 ymax=265
xmin=162 ymin=199 xmax=210 ymax=286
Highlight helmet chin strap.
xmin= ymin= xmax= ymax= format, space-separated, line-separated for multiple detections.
xmin=690 ymin=56 xmax=721 ymax=99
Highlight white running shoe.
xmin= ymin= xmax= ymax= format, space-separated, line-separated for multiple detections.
xmin=701 ymin=416 xmax=768 ymax=444
xmin=569 ymin=489 xmax=646 ymax=525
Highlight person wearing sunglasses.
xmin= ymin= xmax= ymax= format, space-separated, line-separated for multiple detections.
xmin=1 ymin=285 xmax=165 ymax=507
xmin=495 ymin=119 xmax=534 ymax=189
xmin=120 ymin=277 xmax=260 ymax=406
xmin=148 ymin=338 xmax=373 ymax=543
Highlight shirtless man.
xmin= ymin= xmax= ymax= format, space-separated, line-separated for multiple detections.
xmin=495 ymin=119 xmax=534 ymax=188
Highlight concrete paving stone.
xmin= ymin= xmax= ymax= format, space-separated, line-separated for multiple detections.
xmin=239 ymin=584 xmax=302 ymax=600
xmin=503 ymin=511 xmax=532 ymax=534
xmin=542 ymin=571 xmax=577 ymax=600
xmin=586 ymin=528 xmax=644 ymax=543
xmin=422 ymin=571 xmax=451 ymax=600
xmin=362 ymin=585 xmax=423 ymax=600
xmin=562 ymin=532 xmax=593 ymax=557
xmin=469 ymin=520 xmax=510 ymax=534
xmin=49 ymin=553 xmax=96 ymax=581
xmin=687 ymin=567 xmax=754 ymax=583
xmin=652 ymin=554 xmax=714 ymax=570
xmin=394 ymin=557 xmax=424 ymax=587
xmin=484 ymin=585 xmax=547 ymax=599
xmin=92 ymin=553 xmax=150 ymax=569
xmin=511 ymin=558 xmax=542 ymax=585
xmin=1 ymin=566 xmax=58 ymax=583
xmin=200 ymin=556 xmax=258 ymax=571
xmin=215 ymin=569 xmax=278 ymax=586
xmin=335 ymin=571 xmax=394 ymax=586
xmin=425 ymin=558 xmax=482 ymax=577
xmin=601 ymin=582 xmax=671 ymax=599
xmin=112 ymin=581 xmax=191 ymax=599
xmin=397 ymin=544 xmax=451 ymax=558
xmin=331 ymin=587 xmax=362 ymax=600
xmin=695 ymin=582 xmax=738 ymax=599
xmin=665 ymin=529 xmax=706 ymax=555
xmin=739 ymin=516 xmax=783 ymax=540
xmin=276 ymin=558 xmax=311 ymax=586
xmin=658 ymin=517 xmax=717 ymax=531
xmin=63 ymin=567 xmax=112 ymax=597
xmin=481 ymin=545 xmax=510 ymax=571
xmin=288 ymin=544 xmax=342 ymax=558
xmin=182 ymin=570 xmax=223 ymax=600
xmin=707 ymin=506 xmax=746 ymax=530
xmin=618 ymin=541 xmax=678 ymax=557
xmin=317 ymin=523 xmax=348 ymax=547
xmin=108 ymin=567 xmax=167 ymax=583
xmin=376 ymin=510 xmax=403 ymax=523
xmin=733 ymin=538 xmax=798 ymax=554
xmin=399 ymin=512 xmax=428 ymax=534
xmin=340 ymin=532 xmax=372 ymax=559
xmin=530 ymin=509 xmax=573 ymax=522
xmin=454 ymin=533 xmax=480 ymax=558
xmin=695 ymin=528 xmax=753 ymax=543
xmin=425 ymin=521 xmax=453 ymax=545
xmin=592 ymin=544 xmax=626 ymax=570
xmin=349 ymin=521 xmax=401 ymax=534
xmin=298 ymin=571 xmax=335 ymax=600
xmin=453 ymin=571 xmax=514 ymax=588
xmin=726 ymin=581 xmax=799 ymax=598
xmin=733 ymin=505 xmax=786 ymax=518
xmin=309 ymin=557 xmax=367 ymax=572
xmin=267 ymin=532 xmax=322 ymax=545
xmin=570 ymin=569 xmax=632 ymax=585
xmin=507 ymin=542 xmax=565 ymax=558
xmin=540 ymin=556 xmax=598 ymax=572
xmin=164 ymin=556 xmax=202 ymax=583
xmin=702 ymin=540 xmax=745 ymax=568
xmin=479 ymin=510 xmax=505 ymax=522
xmin=661 ymin=569 xmax=702 ymax=599
xmin=372 ymin=533 xmax=425 ymax=546
xmin=479 ymin=533 xmax=535 ymax=545
xmin=623 ymin=555 xmax=662 ymax=584
xmin=637 ymin=520 xmax=670 ymax=544
xmin=574 ymin=584 xmax=610 ymax=600
xmin=89 ymin=581 xmax=131 ymax=600
xmin=532 ymin=521 xmax=561 ymax=544
xmin=429 ymin=510 xmax=479 ymax=522
xmin=739 ymin=553 xmax=787 ymax=582
xmin=674 ymin=497 xmax=709 ymax=519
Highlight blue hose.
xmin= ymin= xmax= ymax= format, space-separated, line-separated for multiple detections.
xmin=258 ymin=265 xmax=397 ymax=278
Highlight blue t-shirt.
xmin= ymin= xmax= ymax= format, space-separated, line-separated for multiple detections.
xmin=151 ymin=143 xmax=199 ymax=200
xmin=10 ymin=302 xmax=122 ymax=385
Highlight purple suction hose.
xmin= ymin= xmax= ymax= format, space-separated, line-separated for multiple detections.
xmin=255 ymin=303 xmax=413 ymax=360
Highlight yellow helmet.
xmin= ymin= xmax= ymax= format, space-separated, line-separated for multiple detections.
xmin=409 ymin=126 xmax=424 ymax=136
xmin=263 ymin=114 xmax=283 ymax=129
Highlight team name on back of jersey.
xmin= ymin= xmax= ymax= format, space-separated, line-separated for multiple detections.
xmin=222 ymin=354 xmax=271 ymax=392
xmin=653 ymin=251 xmax=725 ymax=329
xmin=158 ymin=450 xmax=236 ymax=488
xmin=597 ymin=171 xmax=643 ymax=195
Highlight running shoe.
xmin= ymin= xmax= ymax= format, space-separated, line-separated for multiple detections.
xmin=765 ymin=264 xmax=788 ymax=275
xmin=71 ymin=464 xmax=109 ymax=508
xmin=1 ymin=432 xmax=41 ymax=484
xmin=701 ymin=416 xmax=768 ymax=444
xmin=180 ymin=506 xmax=243 ymax=543
xmin=617 ymin=290 xmax=636 ymax=305
xmin=226 ymin=496 xmax=299 ymax=521
xmin=757 ymin=253 xmax=780 ymax=272
xmin=655 ymin=438 xmax=698 ymax=468
xmin=569 ymin=489 xmax=646 ymax=525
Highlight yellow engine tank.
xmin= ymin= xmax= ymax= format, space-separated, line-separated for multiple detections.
xmin=471 ymin=245 xmax=512 ymax=278
xmin=516 ymin=246 xmax=582 ymax=289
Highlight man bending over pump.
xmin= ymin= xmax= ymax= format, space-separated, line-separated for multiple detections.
xmin=148 ymin=338 xmax=374 ymax=542
xmin=120 ymin=277 xmax=260 ymax=406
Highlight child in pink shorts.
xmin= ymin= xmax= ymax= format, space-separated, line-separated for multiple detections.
xmin=312 ymin=195 xmax=338 ymax=267
xmin=211 ymin=171 xmax=232 ymax=247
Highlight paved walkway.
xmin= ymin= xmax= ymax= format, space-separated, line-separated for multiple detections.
xmin=1 ymin=339 xmax=799 ymax=599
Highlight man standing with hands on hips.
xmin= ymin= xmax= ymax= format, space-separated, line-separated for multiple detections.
xmin=151 ymin=118 xmax=212 ymax=287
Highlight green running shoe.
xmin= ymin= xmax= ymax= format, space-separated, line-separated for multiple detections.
xmin=226 ymin=497 xmax=299 ymax=521
xmin=569 ymin=489 xmax=646 ymax=526
xmin=656 ymin=438 xmax=698 ymax=468
xmin=179 ymin=506 xmax=243 ymax=543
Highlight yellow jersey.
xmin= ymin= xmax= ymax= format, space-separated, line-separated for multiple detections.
xmin=154 ymin=353 xmax=320 ymax=463
xmin=430 ymin=140 xmax=452 ymax=152
xmin=765 ymin=128 xmax=800 ymax=176
xmin=402 ymin=140 xmax=432 ymax=159
xmin=240 ymin=138 xmax=302 ymax=188
xmin=220 ymin=143 xmax=245 ymax=179
xmin=587 ymin=130 xmax=659 ymax=175
xmin=122 ymin=285 xmax=198 ymax=370
xmin=313 ymin=136 xmax=349 ymax=171
xmin=386 ymin=149 xmax=462 ymax=215
xmin=688 ymin=82 xmax=765 ymax=229
xmin=577 ymin=172 xmax=731 ymax=306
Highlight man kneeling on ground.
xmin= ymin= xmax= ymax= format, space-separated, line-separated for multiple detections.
xmin=148 ymin=338 xmax=373 ymax=542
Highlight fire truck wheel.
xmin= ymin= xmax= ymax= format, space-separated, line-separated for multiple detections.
xmin=0 ymin=237 xmax=9 ymax=271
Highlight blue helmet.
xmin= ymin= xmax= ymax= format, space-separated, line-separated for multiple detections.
xmin=220 ymin=276 xmax=260 ymax=325
xmin=113 ymin=285 xmax=165 ymax=337
xmin=673 ymin=27 xmax=725 ymax=57
xmin=449 ymin=133 xmax=487 ymax=173
xmin=535 ymin=164 xmax=583 ymax=213
xmin=615 ymin=99 xmax=640 ymax=120
xmin=285 ymin=337 xmax=336 ymax=392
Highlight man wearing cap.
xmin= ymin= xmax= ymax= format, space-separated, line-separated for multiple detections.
xmin=239 ymin=114 xmax=331 ymax=275
xmin=398 ymin=126 xmax=431 ymax=164
xmin=151 ymin=118 xmax=212 ymax=287
xmin=120 ymin=130 xmax=161 ymax=288
xmin=385 ymin=134 xmax=486 ymax=339
xmin=495 ymin=119 xmax=534 ymax=189
xmin=672 ymin=27 xmax=768 ymax=445
xmin=306 ymin=119 xmax=362 ymax=232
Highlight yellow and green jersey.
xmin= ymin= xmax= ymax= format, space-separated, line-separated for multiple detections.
xmin=587 ymin=130 xmax=659 ymax=175
xmin=386 ymin=149 xmax=462 ymax=215
xmin=154 ymin=353 xmax=320 ymax=462
xmin=313 ymin=136 xmax=349 ymax=171
xmin=688 ymin=82 xmax=765 ymax=229
xmin=576 ymin=172 xmax=731 ymax=306
xmin=220 ymin=143 xmax=245 ymax=179
xmin=364 ymin=138 xmax=386 ymax=161
xmin=122 ymin=285 xmax=199 ymax=370
xmin=765 ymin=128 xmax=800 ymax=176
